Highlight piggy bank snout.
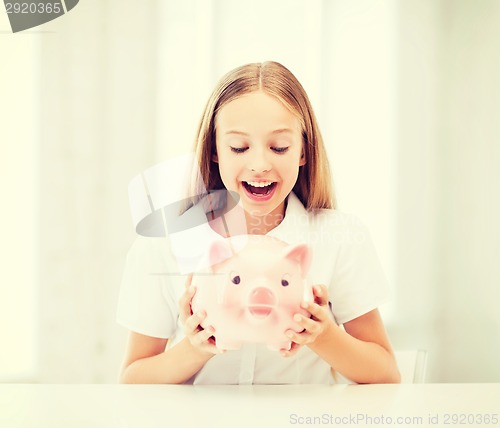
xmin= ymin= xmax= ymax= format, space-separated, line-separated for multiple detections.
xmin=248 ymin=287 xmax=276 ymax=306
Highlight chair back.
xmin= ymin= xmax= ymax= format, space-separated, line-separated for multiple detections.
xmin=394 ymin=349 xmax=428 ymax=383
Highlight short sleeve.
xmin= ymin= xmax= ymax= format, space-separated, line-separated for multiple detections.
xmin=116 ymin=236 xmax=180 ymax=338
xmin=327 ymin=217 xmax=390 ymax=325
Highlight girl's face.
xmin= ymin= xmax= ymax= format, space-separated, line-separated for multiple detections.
xmin=213 ymin=91 xmax=305 ymax=220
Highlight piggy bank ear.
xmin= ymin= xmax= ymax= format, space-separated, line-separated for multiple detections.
xmin=282 ymin=244 xmax=311 ymax=275
xmin=208 ymin=239 xmax=233 ymax=270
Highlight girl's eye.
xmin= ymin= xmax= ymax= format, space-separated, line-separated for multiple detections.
xmin=272 ymin=147 xmax=289 ymax=154
xmin=230 ymin=147 xmax=248 ymax=154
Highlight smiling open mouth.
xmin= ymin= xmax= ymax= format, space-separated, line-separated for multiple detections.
xmin=242 ymin=181 xmax=277 ymax=196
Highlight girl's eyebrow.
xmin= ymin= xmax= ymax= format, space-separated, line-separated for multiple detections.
xmin=270 ymin=128 xmax=294 ymax=135
xmin=224 ymin=128 xmax=294 ymax=136
xmin=224 ymin=130 xmax=250 ymax=136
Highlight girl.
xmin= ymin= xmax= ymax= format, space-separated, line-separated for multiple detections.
xmin=117 ymin=61 xmax=400 ymax=385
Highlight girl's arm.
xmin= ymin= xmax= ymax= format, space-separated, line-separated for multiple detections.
xmin=119 ymin=277 xmax=223 ymax=384
xmin=119 ymin=331 xmax=214 ymax=384
xmin=283 ymin=285 xmax=400 ymax=384
xmin=309 ymin=308 xmax=400 ymax=384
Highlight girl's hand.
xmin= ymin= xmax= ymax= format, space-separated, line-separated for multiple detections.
xmin=178 ymin=274 xmax=225 ymax=356
xmin=281 ymin=284 xmax=333 ymax=357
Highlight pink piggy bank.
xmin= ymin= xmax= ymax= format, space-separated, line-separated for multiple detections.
xmin=191 ymin=235 xmax=313 ymax=351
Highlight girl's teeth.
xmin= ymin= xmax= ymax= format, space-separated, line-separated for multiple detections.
xmin=245 ymin=181 xmax=273 ymax=187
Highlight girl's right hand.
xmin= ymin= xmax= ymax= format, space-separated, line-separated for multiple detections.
xmin=178 ymin=274 xmax=225 ymax=356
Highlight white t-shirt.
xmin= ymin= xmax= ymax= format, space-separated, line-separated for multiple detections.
xmin=116 ymin=192 xmax=389 ymax=384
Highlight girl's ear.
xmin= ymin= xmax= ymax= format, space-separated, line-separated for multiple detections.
xmin=299 ymin=150 xmax=306 ymax=166
xmin=212 ymin=152 xmax=218 ymax=163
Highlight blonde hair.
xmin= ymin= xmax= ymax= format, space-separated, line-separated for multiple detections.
xmin=190 ymin=61 xmax=336 ymax=210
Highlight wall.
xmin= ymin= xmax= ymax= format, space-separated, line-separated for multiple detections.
xmin=435 ymin=0 xmax=500 ymax=382
xmin=389 ymin=0 xmax=442 ymax=381
xmin=37 ymin=0 xmax=160 ymax=382
xmin=391 ymin=0 xmax=500 ymax=382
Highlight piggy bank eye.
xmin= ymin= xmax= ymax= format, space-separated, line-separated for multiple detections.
xmin=230 ymin=272 xmax=241 ymax=285
xmin=281 ymin=273 xmax=290 ymax=287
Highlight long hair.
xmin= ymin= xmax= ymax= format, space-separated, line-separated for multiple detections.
xmin=189 ymin=61 xmax=336 ymax=211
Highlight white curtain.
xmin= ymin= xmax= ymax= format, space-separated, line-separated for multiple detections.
xmin=37 ymin=0 xmax=161 ymax=382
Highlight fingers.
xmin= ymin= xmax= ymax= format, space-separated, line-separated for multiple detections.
xmin=183 ymin=310 xmax=224 ymax=355
xmin=191 ymin=323 xmax=215 ymax=347
xmin=301 ymin=301 xmax=328 ymax=322
xmin=178 ymin=284 xmax=196 ymax=324
xmin=296 ymin=310 xmax=324 ymax=331
xmin=285 ymin=313 xmax=320 ymax=345
xmin=280 ymin=342 xmax=302 ymax=358
xmin=312 ymin=284 xmax=328 ymax=306
xmin=284 ymin=298 xmax=332 ymax=346
xmin=179 ymin=285 xmax=195 ymax=308
xmin=183 ymin=309 xmax=207 ymax=334
xmin=178 ymin=276 xmax=225 ymax=356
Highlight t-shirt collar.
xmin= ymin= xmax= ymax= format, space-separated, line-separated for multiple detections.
xmin=266 ymin=192 xmax=309 ymax=245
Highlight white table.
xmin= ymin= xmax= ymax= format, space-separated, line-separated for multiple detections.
xmin=1 ymin=384 xmax=499 ymax=428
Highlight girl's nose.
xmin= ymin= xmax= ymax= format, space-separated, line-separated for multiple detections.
xmin=248 ymin=150 xmax=272 ymax=173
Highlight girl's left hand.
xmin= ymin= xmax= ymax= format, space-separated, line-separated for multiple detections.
xmin=280 ymin=284 xmax=333 ymax=357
